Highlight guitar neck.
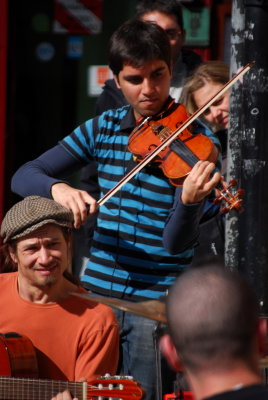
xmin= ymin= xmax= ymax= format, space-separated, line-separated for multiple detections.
xmin=0 ymin=377 xmax=84 ymax=400
xmin=0 ymin=335 xmax=143 ymax=400
xmin=0 ymin=376 xmax=144 ymax=400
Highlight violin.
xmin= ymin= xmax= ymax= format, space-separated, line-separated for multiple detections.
xmin=128 ymin=99 xmax=243 ymax=214
xmin=97 ymin=62 xmax=254 ymax=213
xmin=128 ymin=98 xmax=219 ymax=186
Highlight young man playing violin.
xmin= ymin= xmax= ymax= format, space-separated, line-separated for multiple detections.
xmin=12 ymin=19 xmax=221 ymax=400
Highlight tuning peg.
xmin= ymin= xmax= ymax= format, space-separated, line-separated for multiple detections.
xmin=221 ymin=206 xmax=230 ymax=214
xmin=228 ymin=179 xmax=237 ymax=187
xmin=213 ymin=197 xmax=222 ymax=204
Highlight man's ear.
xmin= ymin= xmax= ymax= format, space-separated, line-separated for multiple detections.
xmin=9 ymin=246 xmax=18 ymax=264
xmin=113 ymin=74 xmax=121 ymax=89
xmin=181 ymin=29 xmax=186 ymax=46
xmin=159 ymin=334 xmax=182 ymax=372
xmin=258 ymin=318 xmax=268 ymax=356
xmin=169 ymin=61 xmax=173 ymax=76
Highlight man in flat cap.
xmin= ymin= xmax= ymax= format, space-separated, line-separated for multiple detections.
xmin=0 ymin=196 xmax=119 ymax=397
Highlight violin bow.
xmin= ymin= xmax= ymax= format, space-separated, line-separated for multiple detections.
xmin=98 ymin=62 xmax=255 ymax=207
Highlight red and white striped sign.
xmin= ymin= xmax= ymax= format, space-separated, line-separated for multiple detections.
xmin=53 ymin=0 xmax=103 ymax=34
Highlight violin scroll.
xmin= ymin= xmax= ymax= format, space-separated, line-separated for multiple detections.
xmin=214 ymin=179 xmax=245 ymax=214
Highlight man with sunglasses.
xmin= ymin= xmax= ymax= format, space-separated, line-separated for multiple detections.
xmin=95 ymin=0 xmax=202 ymax=114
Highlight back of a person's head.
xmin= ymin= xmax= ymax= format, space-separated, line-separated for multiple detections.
xmin=180 ymin=60 xmax=230 ymax=114
xmin=136 ymin=0 xmax=184 ymax=30
xmin=166 ymin=263 xmax=259 ymax=373
xmin=108 ymin=19 xmax=171 ymax=76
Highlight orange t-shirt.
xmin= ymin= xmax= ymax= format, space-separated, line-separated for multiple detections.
xmin=0 ymin=272 xmax=119 ymax=382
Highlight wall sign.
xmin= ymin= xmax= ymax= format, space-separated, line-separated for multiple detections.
xmin=183 ymin=7 xmax=210 ymax=46
xmin=35 ymin=42 xmax=55 ymax=62
xmin=67 ymin=36 xmax=83 ymax=58
xmin=53 ymin=0 xmax=103 ymax=34
xmin=88 ymin=65 xmax=113 ymax=97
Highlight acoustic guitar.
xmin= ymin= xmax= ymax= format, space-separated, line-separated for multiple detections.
xmin=0 ymin=332 xmax=144 ymax=400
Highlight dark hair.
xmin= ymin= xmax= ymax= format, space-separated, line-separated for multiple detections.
xmin=136 ymin=0 xmax=184 ymax=30
xmin=0 ymin=242 xmax=17 ymax=273
xmin=108 ymin=19 xmax=171 ymax=76
xmin=166 ymin=264 xmax=259 ymax=372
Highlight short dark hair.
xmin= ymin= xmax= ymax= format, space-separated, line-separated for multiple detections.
xmin=108 ymin=19 xmax=171 ymax=76
xmin=166 ymin=264 xmax=259 ymax=372
xmin=136 ymin=0 xmax=184 ymax=30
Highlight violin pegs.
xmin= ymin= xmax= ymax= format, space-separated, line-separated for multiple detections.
xmin=213 ymin=197 xmax=222 ymax=204
xmin=237 ymin=189 xmax=245 ymax=196
xmin=228 ymin=179 xmax=237 ymax=187
xmin=213 ymin=180 xmax=245 ymax=214
xmin=230 ymin=201 xmax=244 ymax=213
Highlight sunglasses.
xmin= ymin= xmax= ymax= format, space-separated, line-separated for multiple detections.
xmin=164 ymin=28 xmax=183 ymax=40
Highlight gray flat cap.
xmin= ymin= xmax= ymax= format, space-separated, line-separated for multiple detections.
xmin=1 ymin=196 xmax=73 ymax=243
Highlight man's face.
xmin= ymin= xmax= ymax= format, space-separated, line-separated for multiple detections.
xmin=114 ymin=60 xmax=171 ymax=121
xmin=141 ymin=11 xmax=185 ymax=62
xmin=10 ymin=224 xmax=70 ymax=289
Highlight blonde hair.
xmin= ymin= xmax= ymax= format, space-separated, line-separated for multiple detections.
xmin=180 ymin=61 xmax=230 ymax=115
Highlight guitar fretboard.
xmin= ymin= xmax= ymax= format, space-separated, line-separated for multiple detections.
xmin=0 ymin=377 xmax=84 ymax=400
xmin=0 ymin=376 xmax=142 ymax=400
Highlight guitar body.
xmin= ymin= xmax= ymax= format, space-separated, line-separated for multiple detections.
xmin=0 ymin=332 xmax=38 ymax=378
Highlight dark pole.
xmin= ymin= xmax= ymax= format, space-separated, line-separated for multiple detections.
xmin=226 ymin=0 xmax=268 ymax=315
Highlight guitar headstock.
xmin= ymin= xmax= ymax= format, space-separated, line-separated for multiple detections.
xmin=214 ymin=179 xmax=244 ymax=214
xmin=87 ymin=375 xmax=144 ymax=400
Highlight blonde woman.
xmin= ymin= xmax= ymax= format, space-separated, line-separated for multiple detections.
xmin=180 ymin=61 xmax=230 ymax=264
xmin=181 ymin=60 xmax=230 ymax=132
